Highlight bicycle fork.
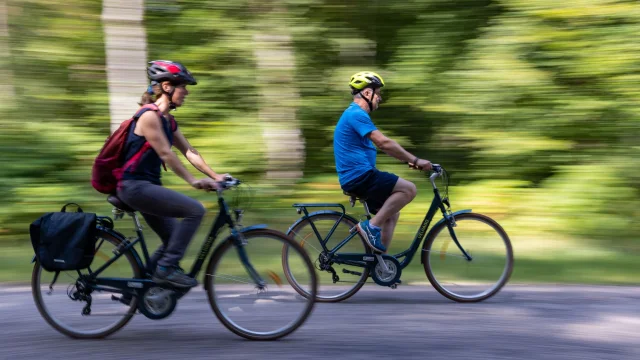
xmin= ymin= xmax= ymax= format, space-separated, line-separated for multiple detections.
xmin=232 ymin=232 xmax=267 ymax=290
xmin=444 ymin=219 xmax=473 ymax=262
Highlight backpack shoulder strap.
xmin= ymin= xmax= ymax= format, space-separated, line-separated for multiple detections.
xmin=168 ymin=114 xmax=178 ymax=132
xmin=133 ymin=103 xmax=161 ymax=121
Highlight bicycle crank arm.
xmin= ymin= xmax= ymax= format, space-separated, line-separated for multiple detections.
xmin=375 ymin=254 xmax=391 ymax=274
xmin=342 ymin=268 xmax=363 ymax=276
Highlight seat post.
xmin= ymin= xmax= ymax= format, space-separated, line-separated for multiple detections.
xmin=130 ymin=212 xmax=143 ymax=231
xmin=360 ymin=200 xmax=372 ymax=219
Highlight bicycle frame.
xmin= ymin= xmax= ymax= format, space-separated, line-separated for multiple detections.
xmin=292 ymin=172 xmax=473 ymax=272
xmin=80 ymin=191 xmax=267 ymax=296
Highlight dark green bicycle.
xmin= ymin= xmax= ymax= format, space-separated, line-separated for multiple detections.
xmin=31 ymin=177 xmax=317 ymax=340
xmin=282 ymin=164 xmax=513 ymax=303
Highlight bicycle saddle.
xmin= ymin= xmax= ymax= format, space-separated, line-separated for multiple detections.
xmin=107 ymin=195 xmax=135 ymax=213
xmin=343 ymin=191 xmax=368 ymax=208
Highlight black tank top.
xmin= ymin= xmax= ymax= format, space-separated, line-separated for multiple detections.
xmin=121 ymin=108 xmax=178 ymax=185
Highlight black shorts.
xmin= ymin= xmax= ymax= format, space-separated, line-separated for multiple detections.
xmin=342 ymin=169 xmax=399 ymax=215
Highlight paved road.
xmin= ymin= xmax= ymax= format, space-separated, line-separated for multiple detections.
xmin=1 ymin=284 xmax=638 ymax=360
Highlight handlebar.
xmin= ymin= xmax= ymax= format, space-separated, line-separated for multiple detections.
xmin=217 ymin=175 xmax=241 ymax=190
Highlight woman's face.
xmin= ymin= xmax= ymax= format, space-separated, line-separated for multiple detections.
xmin=173 ymin=84 xmax=189 ymax=107
xmin=163 ymin=82 xmax=189 ymax=107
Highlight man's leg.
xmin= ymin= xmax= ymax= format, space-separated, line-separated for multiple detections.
xmin=370 ymin=178 xmax=416 ymax=228
xmin=357 ymin=172 xmax=416 ymax=253
xmin=381 ymin=212 xmax=400 ymax=252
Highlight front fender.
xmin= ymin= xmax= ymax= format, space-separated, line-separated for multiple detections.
xmin=423 ymin=209 xmax=473 ymax=245
xmin=420 ymin=209 xmax=472 ymax=264
xmin=235 ymin=224 xmax=268 ymax=233
xmin=430 ymin=209 xmax=472 ymax=230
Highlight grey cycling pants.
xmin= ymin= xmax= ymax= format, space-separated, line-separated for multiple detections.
xmin=117 ymin=180 xmax=205 ymax=269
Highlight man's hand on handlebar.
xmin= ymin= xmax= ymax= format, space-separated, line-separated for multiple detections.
xmin=408 ymin=158 xmax=433 ymax=171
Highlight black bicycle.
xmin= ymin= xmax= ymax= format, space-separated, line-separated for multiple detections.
xmin=31 ymin=177 xmax=317 ymax=340
xmin=282 ymin=164 xmax=513 ymax=303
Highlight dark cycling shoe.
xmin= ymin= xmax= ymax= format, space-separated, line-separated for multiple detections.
xmin=152 ymin=265 xmax=198 ymax=289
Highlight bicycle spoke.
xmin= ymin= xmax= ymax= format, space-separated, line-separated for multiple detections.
xmin=423 ymin=249 xmax=471 ymax=260
xmin=289 ymin=230 xmax=323 ymax=254
xmin=206 ymin=273 xmax=254 ymax=285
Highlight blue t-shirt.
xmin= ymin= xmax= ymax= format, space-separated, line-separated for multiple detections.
xmin=334 ymin=102 xmax=378 ymax=187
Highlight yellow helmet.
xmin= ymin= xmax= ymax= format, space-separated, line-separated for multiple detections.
xmin=349 ymin=71 xmax=385 ymax=94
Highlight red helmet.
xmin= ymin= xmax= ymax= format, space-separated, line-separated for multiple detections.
xmin=147 ymin=60 xmax=197 ymax=85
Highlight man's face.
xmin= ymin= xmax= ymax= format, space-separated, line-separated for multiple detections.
xmin=365 ymin=87 xmax=383 ymax=110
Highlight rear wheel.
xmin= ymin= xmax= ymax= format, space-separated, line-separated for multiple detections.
xmin=284 ymin=213 xmax=371 ymax=302
xmin=32 ymin=229 xmax=142 ymax=338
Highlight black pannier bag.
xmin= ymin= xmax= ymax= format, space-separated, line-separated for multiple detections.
xmin=29 ymin=203 xmax=98 ymax=272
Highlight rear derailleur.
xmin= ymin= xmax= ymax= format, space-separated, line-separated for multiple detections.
xmin=68 ymin=278 xmax=93 ymax=316
xmin=318 ymin=252 xmax=340 ymax=283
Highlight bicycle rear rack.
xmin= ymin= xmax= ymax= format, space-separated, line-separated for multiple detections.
xmin=292 ymin=203 xmax=346 ymax=216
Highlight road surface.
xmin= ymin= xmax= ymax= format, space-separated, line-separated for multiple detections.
xmin=0 ymin=284 xmax=638 ymax=360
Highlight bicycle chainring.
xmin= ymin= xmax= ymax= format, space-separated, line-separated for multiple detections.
xmin=370 ymin=255 xmax=401 ymax=287
xmin=138 ymin=287 xmax=177 ymax=320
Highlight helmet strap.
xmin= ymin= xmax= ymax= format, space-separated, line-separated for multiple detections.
xmin=168 ymin=88 xmax=177 ymax=110
xmin=160 ymin=84 xmax=177 ymax=110
xmin=357 ymin=88 xmax=376 ymax=113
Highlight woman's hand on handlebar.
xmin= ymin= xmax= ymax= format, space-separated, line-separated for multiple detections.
xmin=212 ymin=173 xmax=231 ymax=182
xmin=191 ymin=178 xmax=220 ymax=191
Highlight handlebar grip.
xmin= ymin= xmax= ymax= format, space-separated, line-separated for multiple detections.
xmin=217 ymin=177 xmax=241 ymax=189
xmin=405 ymin=161 xmax=442 ymax=173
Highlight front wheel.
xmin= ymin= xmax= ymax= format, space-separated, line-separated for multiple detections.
xmin=422 ymin=213 xmax=513 ymax=302
xmin=205 ymin=229 xmax=317 ymax=340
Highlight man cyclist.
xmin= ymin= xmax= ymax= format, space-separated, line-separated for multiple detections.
xmin=333 ymin=71 xmax=432 ymax=253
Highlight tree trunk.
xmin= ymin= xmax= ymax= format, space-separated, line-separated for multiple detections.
xmin=0 ymin=0 xmax=14 ymax=101
xmin=101 ymin=0 xmax=148 ymax=133
xmin=253 ymin=20 xmax=305 ymax=183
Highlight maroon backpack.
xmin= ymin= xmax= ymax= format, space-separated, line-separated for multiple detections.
xmin=91 ymin=104 xmax=164 ymax=194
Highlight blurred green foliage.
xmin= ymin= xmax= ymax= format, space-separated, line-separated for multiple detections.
xmin=1 ymin=0 xmax=639 ymax=282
